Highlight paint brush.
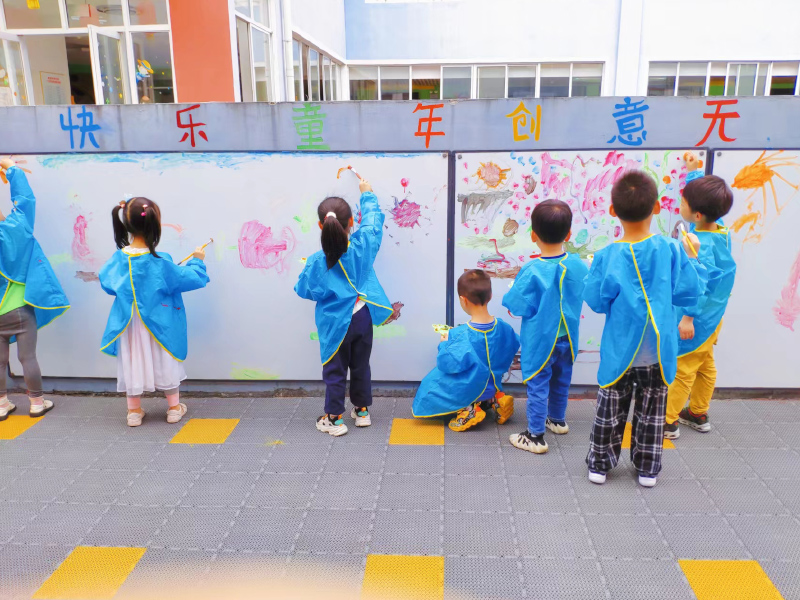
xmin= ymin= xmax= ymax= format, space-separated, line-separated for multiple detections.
xmin=178 ymin=238 xmax=214 ymax=265
xmin=677 ymin=223 xmax=698 ymax=258
xmin=336 ymin=165 xmax=364 ymax=181
xmin=432 ymin=324 xmax=452 ymax=334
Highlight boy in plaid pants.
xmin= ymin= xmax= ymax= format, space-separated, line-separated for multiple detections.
xmin=584 ymin=171 xmax=706 ymax=488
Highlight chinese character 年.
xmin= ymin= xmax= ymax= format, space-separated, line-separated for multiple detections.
xmin=413 ymin=103 xmax=445 ymax=148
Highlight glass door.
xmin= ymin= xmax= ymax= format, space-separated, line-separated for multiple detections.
xmin=0 ymin=32 xmax=29 ymax=106
xmin=88 ymin=26 xmax=129 ymax=105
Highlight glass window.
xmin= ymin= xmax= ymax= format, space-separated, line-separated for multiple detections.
xmin=539 ymin=63 xmax=569 ymax=97
xmin=412 ymin=65 xmax=439 ymax=100
xmin=442 ymin=66 xmax=471 ymax=99
xmin=252 ymin=0 xmax=269 ymax=27
xmin=322 ymin=56 xmax=331 ymax=101
xmin=308 ymin=48 xmax=319 ymax=101
xmin=0 ymin=41 xmax=28 ymax=106
xmin=380 ymin=65 xmax=409 ymax=100
xmin=129 ymin=0 xmax=169 ymax=26
xmin=647 ymin=62 xmax=677 ymax=96
xmin=349 ymin=65 xmax=378 ymax=100
xmin=332 ymin=63 xmax=338 ymax=100
xmin=7 ymin=41 xmax=28 ymax=105
xmin=508 ymin=65 xmax=535 ymax=98
xmin=3 ymin=0 xmax=62 ymax=28
xmin=292 ymin=39 xmax=302 ymax=101
xmin=756 ymin=63 xmax=769 ymax=96
xmin=236 ymin=18 xmax=253 ymax=102
xmin=733 ymin=63 xmax=757 ymax=96
xmin=0 ymin=43 xmax=14 ymax=106
xmin=95 ymin=34 xmax=126 ymax=104
xmin=677 ymin=62 xmax=706 ymax=96
xmin=235 ymin=0 xmax=251 ymax=17
xmin=66 ymin=0 xmax=124 ymax=26
xmin=477 ymin=66 xmax=504 ymax=99
xmin=708 ymin=62 xmax=726 ymax=96
xmin=770 ymin=62 xmax=798 ymax=96
xmin=726 ymin=66 xmax=737 ymax=96
xmin=132 ymin=32 xmax=173 ymax=104
xmin=301 ymin=43 xmax=309 ymax=100
xmin=571 ymin=63 xmax=602 ymax=97
xmin=251 ymin=28 xmax=271 ymax=101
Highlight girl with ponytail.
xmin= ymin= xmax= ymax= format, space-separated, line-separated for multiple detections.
xmin=295 ymin=178 xmax=393 ymax=436
xmin=100 ymin=197 xmax=210 ymax=427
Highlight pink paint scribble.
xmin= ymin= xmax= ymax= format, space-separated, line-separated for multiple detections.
xmin=72 ymin=216 xmax=91 ymax=263
xmin=400 ymin=178 xmax=409 ymax=191
xmin=540 ymin=152 xmax=572 ymax=198
xmin=385 ymin=301 xmax=404 ymax=325
xmin=582 ymin=167 xmax=625 ymax=219
xmin=390 ymin=198 xmax=422 ymax=228
xmin=603 ymin=151 xmax=626 ymax=167
xmin=774 ymin=250 xmax=800 ymax=330
xmin=163 ymin=223 xmax=185 ymax=234
xmin=238 ymin=221 xmax=296 ymax=274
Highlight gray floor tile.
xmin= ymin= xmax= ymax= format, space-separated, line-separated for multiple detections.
xmin=221 ymin=507 xmax=303 ymax=552
xmin=118 ymin=470 xmax=199 ymax=507
xmin=115 ymin=548 xmax=215 ymax=600
xmin=293 ymin=508 xmax=371 ymax=554
xmin=82 ymin=504 xmax=172 ymax=546
xmin=643 ymin=479 xmax=717 ymax=515
xmin=223 ymin=419 xmax=287 ymax=444
xmin=145 ymin=444 xmax=218 ymax=473
xmin=728 ymin=515 xmax=800 ymax=561
xmin=57 ymin=469 xmax=137 ymax=505
xmin=383 ymin=445 xmax=443 ymax=475
xmin=338 ymin=419 xmax=393 ymax=444
xmin=558 ymin=446 xmax=594 ymax=478
xmin=12 ymin=502 xmax=103 ymax=546
xmin=766 ymin=422 xmax=800 ymax=448
xmin=550 ymin=422 xmax=592 ymax=446
xmin=0 ymin=439 xmax=59 ymax=468
xmin=657 ymin=450 xmax=695 ymax=479
xmin=0 ymin=469 xmax=80 ymax=502
xmin=248 ymin=472 xmax=318 ymax=508
xmin=370 ymin=508 xmax=442 ymax=555
xmin=443 ymin=511 xmax=515 ymax=556
xmin=656 ymin=515 xmax=749 ymax=559
xmin=312 ymin=472 xmax=380 ymax=510
xmin=204 ymin=444 xmax=273 ymax=473
xmin=44 ymin=398 xmax=104 ymax=417
xmin=204 ymin=552 xmax=287 ymax=593
xmin=0 ymin=543 xmax=73 ymax=600
xmin=571 ymin=475 xmax=647 ymax=515
xmin=601 ymin=559 xmax=695 ymax=600
xmin=266 ymin=443 xmax=331 ymax=474
xmin=707 ymin=401 xmax=759 ymax=423
xmin=445 ymin=475 xmax=509 ymax=513
xmin=761 ymin=560 xmax=800 ymax=600
xmin=523 ymin=558 xmax=607 ymax=600
xmin=715 ymin=422 xmax=786 ymax=449
xmin=181 ymin=471 xmax=258 ymax=507
xmin=117 ymin=419 xmax=184 ymax=443
xmin=766 ymin=479 xmax=800 ymax=514
xmin=445 ymin=444 xmax=503 ymax=476
xmin=324 ymin=442 xmax=385 ymax=473
xmin=0 ymin=501 xmax=45 ymax=542
xmin=509 ymin=476 xmax=578 ymax=514
xmin=242 ymin=398 xmax=300 ymax=419
xmin=41 ymin=440 xmax=111 ymax=470
xmin=149 ymin=506 xmax=238 ymax=551
xmin=17 ymin=416 xmax=84 ymax=440
xmin=702 ymin=478 xmax=790 ymax=515
xmin=669 ymin=428 xmax=730 ymax=449
xmin=585 ymin=515 xmax=671 ymax=559
xmin=445 ymin=557 xmax=524 ymax=600
xmin=101 ymin=442 xmax=165 ymax=471
xmin=190 ymin=399 xmax=250 ymax=418
xmin=64 ymin=418 xmax=125 ymax=442
xmin=504 ymin=444 xmax=568 ymax=477
xmin=677 ymin=447 xmax=758 ymax=479
xmin=742 ymin=448 xmax=800 ymax=480
xmin=377 ymin=473 xmax=442 ymax=511
xmin=516 ymin=513 xmax=594 ymax=559
xmin=284 ymin=554 xmax=365 ymax=598
xmin=747 ymin=400 xmax=800 ymax=423
xmin=444 ymin=421 xmax=500 ymax=446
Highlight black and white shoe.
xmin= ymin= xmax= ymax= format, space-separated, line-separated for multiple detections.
xmin=664 ymin=421 xmax=680 ymax=439
xmin=678 ymin=408 xmax=711 ymax=432
xmin=509 ymin=430 xmax=548 ymax=454
xmin=316 ymin=414 xmax=348 ymax=437
xmin=545 ymin=417 xmax=569 ymax=435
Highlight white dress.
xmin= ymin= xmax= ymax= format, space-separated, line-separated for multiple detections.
xmin=116 ymin=247 xmax=187 ymax=397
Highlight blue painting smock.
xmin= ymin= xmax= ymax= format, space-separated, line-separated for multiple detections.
xmin=501 ymin=253 xmax=588 ymax=382
xmin=295 ymin=191 xmax=393 ymax=365
xmin=412 ymin=318 xmax=520 ymax=417
xmin=0 ymin=166 xmax=69 ymax=341
xmin=678 ymin=223 xmax=736 ymax=356
xmin=99 ymin=249 xmax=209 ymax=361
xmin=584 ymin=235 xmax=707 ymax=388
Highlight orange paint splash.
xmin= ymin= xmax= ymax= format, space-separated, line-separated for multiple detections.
xmin=474 ymin=162 xmax=510 ymax=189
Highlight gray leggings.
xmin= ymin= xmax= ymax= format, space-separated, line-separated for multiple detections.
xmin=0 ymin=305 xmax=42 ymax=398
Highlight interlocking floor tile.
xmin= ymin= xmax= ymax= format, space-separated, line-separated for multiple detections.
xmin=643 ymin=479 xmax=717 ymax=515
xmin=13 ymin=502 xmax=103 ymax=546
xmin=443 ymin=511 xmax=514 ymax=556
xmin=444 ymin=475 xmax=509 ymax=512
xmin=58 ymin=469 xmax=138 ymax=505
xmin=656 ymin=515 xmax=749 ymax=560
xmin=117 ymin=470 xmax=199 ymax=507
xmin=293 ymin=508 xmax=372 ymax=554
xmin=369 ymin=509 xmax=443 ymax=555
xmin=516 ymin=513 xmax=594 ymax=559
xmin=181 ymin=471 xmax=258 ymax=507
xmin=312 ymin=472 xmax=380 ymax=510
xmin=149 ymin=506 xmax=238 ymax=551
xmin=221 ymin=507 xmax=304 ymax=552
xmin=727 ymin=515 xmax=800 ymax=561
xmin=445 ymin=556 xmax=522 ymax=600
xmin=680 ymin=559 xmax=786 ymax=600
xmin=82 ymin=505 xmax=172 ymax=546
xmin=0 ymin=544 xmax=75 ymax=600
xmin=508 ymin=475 xmax=577 ymax=514
xmin=383 ymin=445 xmax=443 ymax=475
xmin=248 ymin=472 xmax=318 ymax=508
xmin=585 ymin=515 xmax=671 ymax=560
xmin=377 ymin=473 xmax=442 ymax=511
xmin=677 ymin=448 xmax=757 ymax=479
xmin=603 ymin=559 xmax=695 ymax=600
xmin=523 ymin=558 xmax=607 ymax=600
xmin=701 ymin=478 xmax=790 ymax=515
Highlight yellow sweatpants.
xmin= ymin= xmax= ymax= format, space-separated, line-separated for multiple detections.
xmin=666 ymin=321 xmax=722 ymax=425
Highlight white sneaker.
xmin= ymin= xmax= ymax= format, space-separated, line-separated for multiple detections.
xmin=638 ymin=475 xmax=657 ymax=488
xmin=0 ymin=399 xmax=16 ymax=421
xmin=127 ymin=410 xmax=145 ymax=427
xmin=545 ymin=417 xmax=569 ymax=435
xmin=588 ymin=471 xmax=607 ymax=485
xmin=166 ymin=403 xmax=188 ymax=424
xmin=316 ymin=414 xmax=348 ymax=437
xmin=350 ymin=407 xmax=372 ymax=427
xmin=509 ymin=431 xmax=548 ymax=454
xmin=29 ymin=399 xmax=54 ymax=418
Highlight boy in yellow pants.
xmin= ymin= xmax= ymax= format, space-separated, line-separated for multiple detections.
xmin=665 ymin=152 xmax=736 ymax=439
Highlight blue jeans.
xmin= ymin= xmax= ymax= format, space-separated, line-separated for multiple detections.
xmin=526 ymin=336 xmax=573 ymax=435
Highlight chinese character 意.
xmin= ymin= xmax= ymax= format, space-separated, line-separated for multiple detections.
xmin=59 ymin=106 xmax=101 ymax=150
xmin=177 ymin=104 xmax=208 ymax=148
xmin=413 ymin=103 xmax=445 ymax=148
xmin=695 ymin=99 xmax=740 ymax=147
xmin=506 ymin=102 xmax=541 ymax=142
xmin=607 ymin=97 xmax=649 ymax=146
xmin=292 ymin=103 xmax=329 ymax=150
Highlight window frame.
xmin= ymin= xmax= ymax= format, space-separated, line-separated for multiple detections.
xmin=648 ymin=60 xmax=800 ymax=97
xmin=293 ymin=37 xmax=342 ymax=102
xmin=234 ymin=0 xmax=276 ymax=103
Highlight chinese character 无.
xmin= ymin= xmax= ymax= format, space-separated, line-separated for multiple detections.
xmin=607 ymin=97 xmax=649 ymax=146
xmin=292 ymin=103 xmax=329 ymax=150
xmin=413 ymin=103 xmax=445 ymax=148
xmin=506 ymin=101 xmax=541 ymax=142
xmin=695 ymin=99 xmax=740 ymax=147
xmin=176 ymin=104 xmax=209 ymax=148
xmin=59 ymin=106 xmax=101 ymax=150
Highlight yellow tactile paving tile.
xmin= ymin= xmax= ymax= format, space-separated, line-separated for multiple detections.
xmin=680 ymin=560 xmax=785 ymax=600
xmin=33 ymin=546 xmax=146 ymax=600
xmin=622 ymin=422 xmax=675 ymax=449
xmin=169 ymin=418 xmax=239 ymax=444
xmin=362 ymin=555 xmax=444 ymax=600
xmin=0 ymin=414 xmax=41 ymax=440
xmin=389 ymin=418 xmax=444 ymax=446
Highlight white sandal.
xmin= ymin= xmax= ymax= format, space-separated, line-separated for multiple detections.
xmin=0 ymin=400 xmax=16 ymax=421
xmin=166 ymin=403 xmax=187 ymax=424
xmin=29 ymin=399 xmax=54 ymax=418
xmin=127 ymin=410 xmax=145 ymax=427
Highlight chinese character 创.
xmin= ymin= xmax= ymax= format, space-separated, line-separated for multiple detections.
xmin=292 ymin=103 xmax=329 ymax=150
xmin=59 ymin=106 xmax=101 ymax=150
xmin=506 ymin=102 xmax=541 ymax=142
xmin=607 ymin=97 xmax=649 ymax=146
xmin=413 ymin=103 xmax=445 ymax=149
xmin=695 ymin=99 xmax=740 ymax=147
xmin=177 ymin=104 xmax=208 ymax=148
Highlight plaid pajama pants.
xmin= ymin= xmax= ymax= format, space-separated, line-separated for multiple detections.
xmin=586 ymin=364 xmax=668 ymax=478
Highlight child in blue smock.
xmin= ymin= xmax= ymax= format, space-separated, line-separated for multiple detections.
xmin=0 ymin=159 xmax=69 ymax=420
xmin=100 ymin=197 xmax=209 ymax=427
xmin=585 ymin=171 xmax=706 ymax=488
xmin=295 ymin=179 xmax=393 ymax=437
xmin=502 ymin=200 xmax=587 ymax=454
xmin=413 ymin=269 xmax=519 ymax=432
xmin=665 ymin=152 xmax=736 ymax=439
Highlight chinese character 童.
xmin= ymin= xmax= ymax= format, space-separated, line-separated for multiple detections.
xmin=506 ymin=101 xmax=541 ymax=142
xmin=177 ymin=104 xmax=208 ymax=148
xmin=413 ymin=103 xmax=445 ymax=148
xmin=292 ymin=103 xmax=329 ymax=150
xmin=695 ymin=99 xmax=740 ymax=147
xmin=607 ymin=97 xmax=649 ymax=146
xmin=59 ymin=106 xmax=101 ymax=150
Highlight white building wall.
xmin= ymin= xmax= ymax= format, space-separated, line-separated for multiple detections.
xmin=291 ymin=0 xmax=347 ymax=60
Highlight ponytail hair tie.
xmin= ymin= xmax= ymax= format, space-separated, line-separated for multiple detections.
xmin=325 ymin=212 xmax=337 ymax=220
xmin=141 ymin=204 xmax=148 ymax=217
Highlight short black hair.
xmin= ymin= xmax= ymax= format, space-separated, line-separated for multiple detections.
xmin=531 ymin=199 xmax=572 ymax=244
xmin=458 ymin=269 xmax=492 ymax=306
xmin=682 ymin=175 xmax=733 ymax=222
xmin=611 ymin=171 xmax=658 ymax=222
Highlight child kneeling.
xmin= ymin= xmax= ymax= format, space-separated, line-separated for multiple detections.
xmin=413 ymin=270 xmax=519 ymax=432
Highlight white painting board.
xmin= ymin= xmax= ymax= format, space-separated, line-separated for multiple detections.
xmin=454 ymin=150 xmax=697 ymax=385
xmin=7 ymin=152 xmax=449 ymax=382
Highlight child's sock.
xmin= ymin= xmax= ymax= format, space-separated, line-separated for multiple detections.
xmin=29 ymin=396 xmax=44 ymax=407
xmin=127 ymin=396 xmax=142 ymax=411
xmin=0 ymin=396 xmax=10 ymax=409
xmin=166 ymin=392 xmax=180 ymax=409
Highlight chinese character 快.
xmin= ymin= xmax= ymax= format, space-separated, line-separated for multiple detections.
xmin=59 ymin=106 xmax=101 ymax=150
xmin=607 ymin=97 xmax=649 ymax=146
xmin=293 ymin=103 xmax=330 ymax=150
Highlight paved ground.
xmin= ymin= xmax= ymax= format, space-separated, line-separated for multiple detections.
xmin=1 ymin=395 xmax=799 ymax=599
